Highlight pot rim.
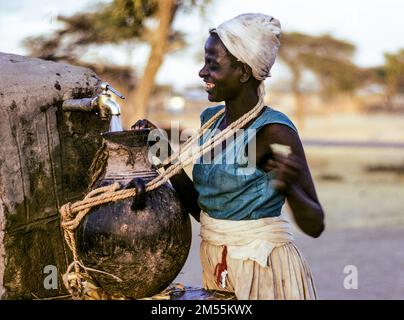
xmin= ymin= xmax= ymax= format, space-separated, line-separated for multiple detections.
xmin=102 ymin=129 xmax=151 ymax=147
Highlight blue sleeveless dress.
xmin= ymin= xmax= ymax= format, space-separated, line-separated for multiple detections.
xmin=192 ymin=105 xmax=297 ymax=221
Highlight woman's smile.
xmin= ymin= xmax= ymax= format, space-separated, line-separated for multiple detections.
xmin=199 ymin=33 xmax=244 ymax=102
xmin=205 ymin=82 xmax=216 ymax=97
xmin=205 ymin=82 xmax=216 ymax=91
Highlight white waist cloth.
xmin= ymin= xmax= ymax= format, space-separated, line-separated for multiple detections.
xmin=200 ymin=211 xmax=294 ymax=267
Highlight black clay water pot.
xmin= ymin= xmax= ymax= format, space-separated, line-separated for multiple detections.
xmin=76 ymin=129 xmax=192 ymax=299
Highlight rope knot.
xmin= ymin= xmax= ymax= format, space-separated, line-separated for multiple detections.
xmin=60 ymin=202 xmax=73 ymax=221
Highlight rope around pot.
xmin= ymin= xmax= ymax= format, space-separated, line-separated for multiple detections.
xmin=60 ymin=83 xmax=266 ymax=299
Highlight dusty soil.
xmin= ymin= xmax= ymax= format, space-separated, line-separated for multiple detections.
xmin=175 ymin=221 xmax=404 ymax=299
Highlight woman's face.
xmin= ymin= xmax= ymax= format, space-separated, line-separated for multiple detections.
xmin=199 ymin=34 xmax=242 ymax=102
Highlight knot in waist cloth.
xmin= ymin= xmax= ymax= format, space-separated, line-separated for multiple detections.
xmin=200 ymin=211 xmax=294 ymax=268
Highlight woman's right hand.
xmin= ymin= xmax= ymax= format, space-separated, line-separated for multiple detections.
xmin=132 ymin=119 xmax=173 ymax=164
xmin=131 ymin=119 xmax=158 ymax=131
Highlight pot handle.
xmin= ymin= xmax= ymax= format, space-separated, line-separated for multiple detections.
xmin=125 ymin=178 xmax=146 ymax=210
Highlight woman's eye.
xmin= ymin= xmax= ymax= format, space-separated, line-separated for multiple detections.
xmin=203 ymin=58 xmax=219 ymax=71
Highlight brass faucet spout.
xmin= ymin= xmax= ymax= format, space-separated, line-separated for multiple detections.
xmin=98 ymin=95 xmax=121 ymax=120
xmin=61 ymin=82 xmax=124 ymax=122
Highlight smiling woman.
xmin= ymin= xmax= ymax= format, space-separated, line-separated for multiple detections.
xmin=199 ymin=33 xmax=253 ymax=103
xmin=132 ymin=13 xmax=324 ymax=300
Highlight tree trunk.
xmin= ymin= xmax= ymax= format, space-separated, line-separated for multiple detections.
xmin=124 ymin=0 xmax=176 ymax=128
xmin=384 ymin=81 xmax=397 ymax=111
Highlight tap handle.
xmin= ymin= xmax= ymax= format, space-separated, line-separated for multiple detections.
xmin=100 ymin=82 xmax=125 ymax=99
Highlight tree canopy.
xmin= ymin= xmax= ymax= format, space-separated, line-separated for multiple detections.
xmin=24 ymin=0 xmax=211 ymax=126
xmin=279 ymin=32 xmax=361 ymax=96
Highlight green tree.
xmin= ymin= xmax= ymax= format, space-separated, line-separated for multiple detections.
xmin=24 ymin=0 xmax=210 ymax=127
xmin=279 ymin=33 xmax=362 ymax=127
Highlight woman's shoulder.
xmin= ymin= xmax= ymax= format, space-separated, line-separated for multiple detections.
xmin=256 ymin=107 xmax=302 ymax=155
xmin=258 ymin=106 xmax=298 ymax=133
xmin=200 ymin=105 xmax=225 ymax=125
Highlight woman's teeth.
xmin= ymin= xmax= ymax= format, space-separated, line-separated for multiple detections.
xmin=205 ymin=83 xmax=215 ymax=90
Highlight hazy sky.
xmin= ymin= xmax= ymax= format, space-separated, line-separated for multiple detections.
xmin=1 ymin=0 xmax=403 ymax=89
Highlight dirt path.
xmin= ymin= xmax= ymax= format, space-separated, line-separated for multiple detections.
xmin=175 ymin=220 xmax=404 ymax=300
xmin=294 ymin=227 xmax=404 ymax=299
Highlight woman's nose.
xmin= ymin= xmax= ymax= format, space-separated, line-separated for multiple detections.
xmin=199 ymin=64 xmax=208 ymax=78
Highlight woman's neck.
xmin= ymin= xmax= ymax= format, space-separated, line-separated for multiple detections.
xmin=224 ymin=87 xmax=260 ymax=124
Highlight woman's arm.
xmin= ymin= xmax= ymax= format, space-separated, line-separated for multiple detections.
xmin=131 ymin=119 xmax=201 ymax=222
xmin=255 ymin=124 xmax=325 ymax=238
xmin=163 ymin=143 xmax=201 ymax=221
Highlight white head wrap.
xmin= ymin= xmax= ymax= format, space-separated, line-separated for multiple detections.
xmin=212 ymin=13 xmax=282 ymax=80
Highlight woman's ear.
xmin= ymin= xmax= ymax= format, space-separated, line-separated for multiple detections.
xmin=240 ymin=64 xmax=252 ymax=83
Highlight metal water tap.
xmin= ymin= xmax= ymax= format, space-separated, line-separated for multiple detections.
xmin=62 ymin=82 xmax=125 ymax=120
xmin=96 ymin=82 xmax=124 ymax=120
